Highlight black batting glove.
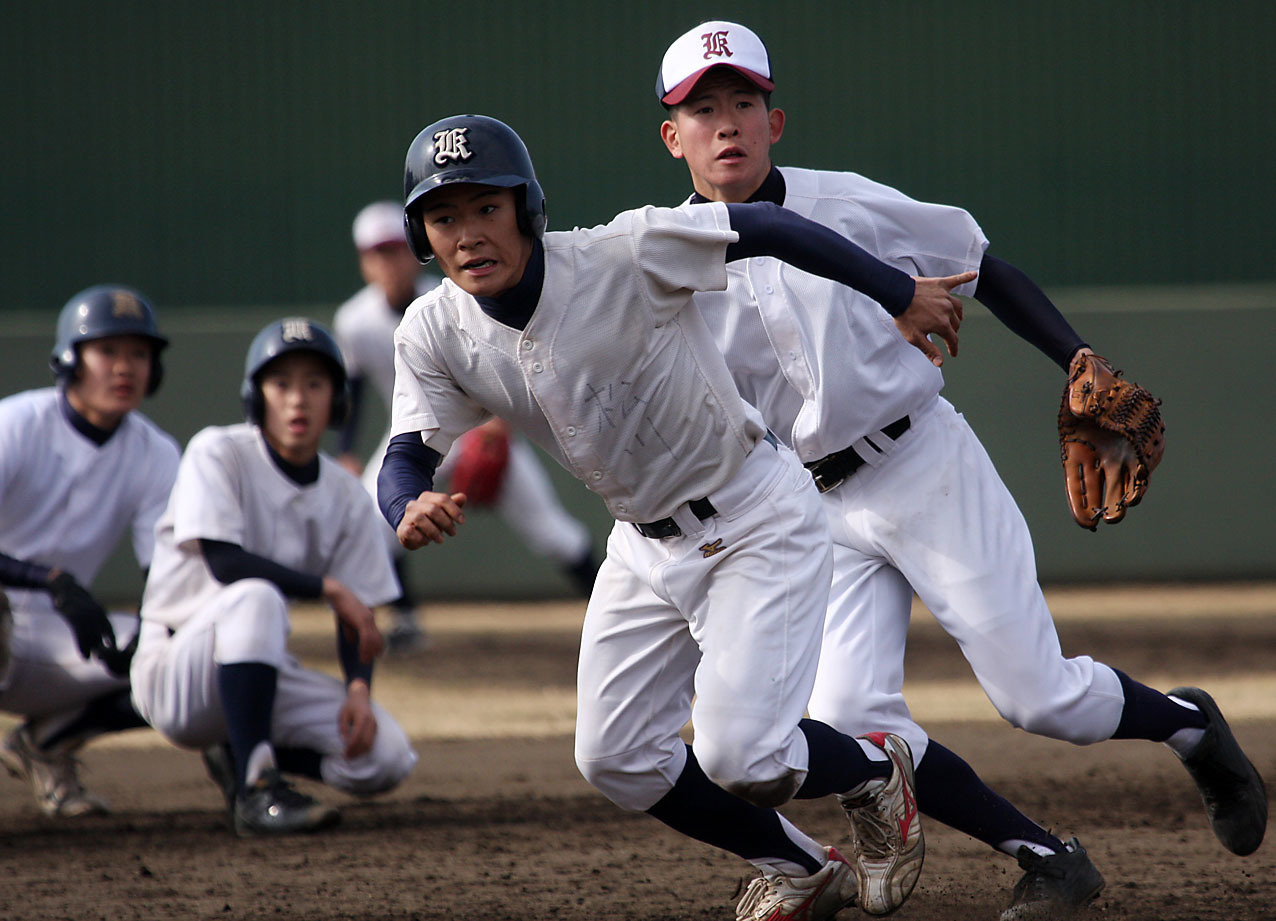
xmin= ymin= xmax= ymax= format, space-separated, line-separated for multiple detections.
xmin=95 ymin=628 xmax=138 ymax=678
xmin=47 ymin=571 xmax=117 ymax=661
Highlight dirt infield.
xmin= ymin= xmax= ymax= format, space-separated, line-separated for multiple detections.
xmin=2 ymin=584 xmax=1275 ymax=920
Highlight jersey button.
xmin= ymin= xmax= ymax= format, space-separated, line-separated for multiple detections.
xmin=764 ymin=285 xmax=774 ymax=294
xmin=522 ymin=339 xmax=535 ymax=350
xmin=591 ymin=470 xmax=603 ymax=481
xmin=566 ymin=426 xmax=577 ymax=437
xmin=532 ymin=361 xmax=544 ymax=373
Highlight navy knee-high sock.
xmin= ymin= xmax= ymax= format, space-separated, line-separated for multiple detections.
xmin=646 ymin=744 xmax=824 ymax=875
xmin=792 ymin=719 xmax=891 ymax=799
xmin=1111 ymin=669 xmax=1207 ymax=741
xmin=217 ymin=662 xmax=278 ymax=790
xmin=915 ymin=741 xmax=1065 ymax=853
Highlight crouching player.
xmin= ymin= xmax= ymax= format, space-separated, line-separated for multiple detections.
xmin=131 ymin=318 xmax=416 ymax=836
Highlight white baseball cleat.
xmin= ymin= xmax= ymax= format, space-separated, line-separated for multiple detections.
xmin=0 ymin=725 xmax=110 ymax=817
xmin=735 ymin=847 xmax=858 ymax=921
xmin=837 ymin=732 xmax=924 ymax=916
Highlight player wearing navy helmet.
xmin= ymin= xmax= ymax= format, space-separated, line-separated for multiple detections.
xmin=380 ymin=113 xmax=982 ymax=917
xmin=333 ymin=202 xmax=600 ymax=653
xmin=0 ymin=285 xmax=179 ymax=817
xmin=654 ymin=20 xmax=1266 ymax=920
xmin=131 ymin=317 xmax=416 ymax=836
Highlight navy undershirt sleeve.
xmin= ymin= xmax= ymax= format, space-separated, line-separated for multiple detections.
xmin=724 ymin=201 xmax=916 ymax=316
xmin=974 ymin=253 xmax=1087 ymax=370
xmin=199 ymin=539 xmax=323 ymax=600
xmin=0 ymin=551 xmax=53 ymax=589
xmin=336 ymin=375 xmax=366 ymax=455
xmin=377 ymin=432 xmax=442 ymax=529
xmin=336 ymin=620 xmax=373 ymax=687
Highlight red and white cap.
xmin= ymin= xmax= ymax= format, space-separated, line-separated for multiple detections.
xmin=352 ymin=200 xmax=408 ymax=251
xmin=656 ymin=20 xmax=774 ymax=106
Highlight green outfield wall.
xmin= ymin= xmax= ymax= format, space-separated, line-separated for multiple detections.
xmin=2 ymin=286 xmax=1271 ymax=603
xmin=2 ymin=2 xmax=1273 ymax=314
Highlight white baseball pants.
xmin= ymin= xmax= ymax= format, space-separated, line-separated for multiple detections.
xmin=805 ymin=397 xmax=1125 ymax=761
xmin=574 ymin=442 xmax=833 ymax=812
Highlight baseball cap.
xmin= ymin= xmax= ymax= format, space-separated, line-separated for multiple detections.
xmin=352 ymin=200 xmax=408 ymax=251
xmin=656 ymin=20 xmax=774 ymax=106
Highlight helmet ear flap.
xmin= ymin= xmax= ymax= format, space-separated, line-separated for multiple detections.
xmin=329 ymin=380 xmax=351 ymax=429
xmin=240 ymin=377 xmax=264 ymax=424
xmin=147 ymin=355 xmax=165 ymax=396
xmin=404 ymin=208 xmax=433 ymax=264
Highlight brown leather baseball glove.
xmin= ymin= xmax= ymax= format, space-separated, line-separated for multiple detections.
xmin=1058 ymin=351 xmax=1166 ymax=529
xmin=448 ymin=423 xmax=511 ymax=507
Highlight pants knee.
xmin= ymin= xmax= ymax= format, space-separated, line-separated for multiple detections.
xmin=696 ymin=739 xmax=803 ymax=808
xmin=214 ymin=580 xmax=289 ymax=665
xmin=574 ymin=746 xmax=681 ymax=813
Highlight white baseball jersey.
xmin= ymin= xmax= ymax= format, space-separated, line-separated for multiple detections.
xmin=334 ymin=276 xmax=439 ymax=407
xmin=688 ymin=166 xmax=987 ymax=462
xmin=390 ymin=202 xmax=768 ymax=524
xmin=0 ymin=387 xmax=178 ymax=716
xmin=140 ymin=423 xmax=399 ymax=630
xmin=391 ymin=200 xmax=837 ymax=817
xmin=336 ymin=273 xmax=591 ymax=566
xmin=0 ymin=388 xmax=179 ymax=605
xmin=688 ymin=167 xmax=1125 ymax=762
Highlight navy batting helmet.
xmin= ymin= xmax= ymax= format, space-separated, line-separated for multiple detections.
xmin=402 ymin=114 xmax=546 ymax=263
xmin=240 ymin=317 xmax=350 ymax=428
xmin=50 ymin=285 xmax=168 ymax=395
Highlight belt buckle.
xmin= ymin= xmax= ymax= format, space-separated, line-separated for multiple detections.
xmin=634 ymin=518 xmax=682 ymax=539
xmin=809 ymin=465 xmax=843 ymax=494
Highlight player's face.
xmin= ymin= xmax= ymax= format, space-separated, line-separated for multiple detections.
xmin=660 ymin=70 xmax=785 ymax=203
xmin=66 ymin=335 xmax=153 ymax=429
xmin=258 ymin=352 xmax=335 ymax=464
xmin=418 ymin=184 xmax=534 ymax=298
xmin=359 ymin=241 xmax=420 ymax=309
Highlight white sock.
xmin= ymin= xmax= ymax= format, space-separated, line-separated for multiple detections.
xmin=747 ymin=814 xmax=828 ymax=877
xmin=998 ymin=839 xmax=1057 ymax=858
xmin=1163 ymin=696 xmax=1206 ymax=758
xmin=1164 ymin=726 xmax=1206 ymax=759
xmin=244 ymin=741 xmax=277 ymax=786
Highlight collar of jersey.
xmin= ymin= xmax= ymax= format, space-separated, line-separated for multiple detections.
xmin=59 ymin=388 xmax=120 ymax=447
xmin=688 ymin=165 xmax=787 ymax=207
xmin=261 ymin=433 xmax=321 ymax=486
xmin=474 ymin=236 xmax=544 ymax=331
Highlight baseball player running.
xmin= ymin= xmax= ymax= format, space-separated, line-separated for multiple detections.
xmin=335 ymin=202 xmax=600 ymax=651
xmin=379 ymin=114 xmax=980 ymax=919
xmin=0 ymin=285 xmax=179 ymax=817
xmin=131 ymin=318 xmax=416 ymax=836
xmin=654 ymin=20 xmax=1266 ymax=919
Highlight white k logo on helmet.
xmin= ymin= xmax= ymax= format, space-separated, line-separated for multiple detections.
xmin=433 ymin=127 xmax=474 ymax=167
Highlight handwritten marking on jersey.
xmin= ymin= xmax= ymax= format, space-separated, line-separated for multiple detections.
xmin=111 ymin=291 xmax=144 ymax=319
xmin=699 ymin=538 xmax=725 ymax=558
xmin=701 ymin=30 xmax=733 ymax=59
xmin=433 ymin=127 xmax=474 ymax=166
xmin=584 ymin=381 xmax=680 ymax=460
xmin=282 ymin=318 xmax=315 ymax=342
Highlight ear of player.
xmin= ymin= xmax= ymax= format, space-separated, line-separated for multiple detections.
xmin=50 ymin=284 xmax=168 ymax=395
xmin=240 ymin=317 xmax=351 ymax=428
xmin=402 ymin=114 xmax=546 ymax=263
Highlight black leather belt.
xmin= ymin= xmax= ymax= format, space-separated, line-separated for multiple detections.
xmin=633 ymin=496 xmax=718 ymax=539
xmin=804 ymin=416 xmax=910 ymax=494
xmin=633 ymin=433 xmax=778 ymax=539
